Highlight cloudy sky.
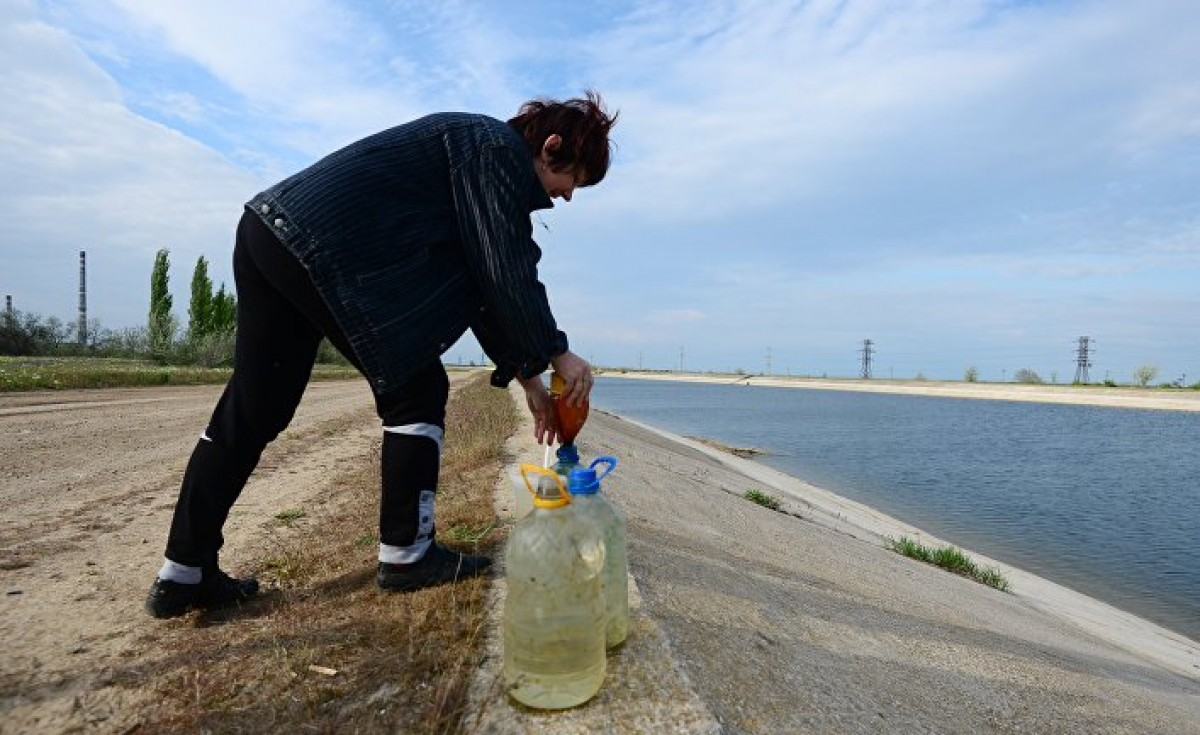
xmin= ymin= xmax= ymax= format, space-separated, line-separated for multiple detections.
xmin=3 ymin=0 xmax=1198 ymax=383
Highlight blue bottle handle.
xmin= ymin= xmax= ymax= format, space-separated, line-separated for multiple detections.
xmin=588 ymin=456 xmax=617 ymax=481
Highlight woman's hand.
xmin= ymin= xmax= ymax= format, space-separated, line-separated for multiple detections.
xmin=518 ymin=374 xmax=561 ymax=445
xmin=550 ymin=351 xmax=593 ymax=407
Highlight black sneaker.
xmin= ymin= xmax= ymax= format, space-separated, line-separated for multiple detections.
xmin=145 ymin=568 xmax=260 ymax=619
xmin=376 ymin=543 xmax=492 ymax=592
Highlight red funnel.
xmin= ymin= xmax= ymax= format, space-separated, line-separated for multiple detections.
xmin=550 ymin=372 xmax=589 ymax=445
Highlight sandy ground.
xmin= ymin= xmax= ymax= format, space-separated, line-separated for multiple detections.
xmin=603 ymin=371 xmax=1200 ymax=412
xmin=0 ymin=379 xmax=389 ymax=734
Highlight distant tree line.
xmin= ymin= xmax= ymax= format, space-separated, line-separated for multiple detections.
xmin=0 ymin=310 xmax=78 ymax=356
xmin=3 ymin=249 xmax=348 ymax=367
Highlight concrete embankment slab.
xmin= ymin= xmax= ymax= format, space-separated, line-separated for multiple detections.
xmin=573 ymin=408 xmax=1200 ymax=734
xmin=464 ymin=388 xmax=1199 ymax=734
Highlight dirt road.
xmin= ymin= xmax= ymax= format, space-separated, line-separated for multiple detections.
xmin=0 ymin=380 xmax=382 ymax=733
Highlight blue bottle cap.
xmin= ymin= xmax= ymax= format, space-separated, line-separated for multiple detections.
xmin=556 ymin=444 xmax=580 ymax=464
xmin=568 ymin=467 xmax=600 ymax=495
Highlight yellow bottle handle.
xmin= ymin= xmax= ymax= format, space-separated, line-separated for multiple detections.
xmin=520 ymin=463 xmax=571 ymax=508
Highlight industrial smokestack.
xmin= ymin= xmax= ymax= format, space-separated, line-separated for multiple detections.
xmin=78 ymin=250 xmax=88 ymax=346
xmin=5 ymin=295 xmax=11 ymax=315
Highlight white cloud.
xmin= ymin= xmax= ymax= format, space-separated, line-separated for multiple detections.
xmin=101 ymin=0 xmax=550 ymax=156
xmin=2 ymin=0 xmax=1198 ymax=381
xmin=0 ymin=0 xmax=260 ymax=328
xmin=582 ymin=0 xmax=1200 ymax=257
xmin=144 ymin=91 xmax=210 ymax=125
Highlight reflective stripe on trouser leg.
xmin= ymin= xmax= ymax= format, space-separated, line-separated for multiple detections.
xmin=379 ymin=424 xmax=443 ymax=564
xmin=382 ymin=422 xmax=444 ymax=454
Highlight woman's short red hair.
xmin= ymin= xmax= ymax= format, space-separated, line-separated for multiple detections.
xmin=508 ymin=90 xmax=618 ymax=186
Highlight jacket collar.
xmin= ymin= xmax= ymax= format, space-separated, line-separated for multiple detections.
xmin=527 ymin=167 xmax=554 ymax=212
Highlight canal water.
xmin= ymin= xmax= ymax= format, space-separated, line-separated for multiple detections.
xmin=591 ymin=377 xmax=1200 ymax=642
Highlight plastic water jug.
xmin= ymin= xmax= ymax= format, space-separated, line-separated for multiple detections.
xmin=507 ymin=466 xmax=536 ymax=520
xmin=568 ymin=457 xmax=628 ymax=649
xmin=503 ymin=464 xmax=607 ymax=709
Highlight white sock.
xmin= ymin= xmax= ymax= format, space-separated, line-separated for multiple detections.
xmin=379 ymin=538 xmax=432 ymax=565
xmin=158 ymin=558 xmax=202 ymax=584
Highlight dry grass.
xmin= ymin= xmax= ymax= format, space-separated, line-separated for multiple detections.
xmin=135 ymin=372 xmax=516 ymax=734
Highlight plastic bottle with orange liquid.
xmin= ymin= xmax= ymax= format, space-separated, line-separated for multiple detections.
xmin=549 ymin=372 xmax=589 ymax=478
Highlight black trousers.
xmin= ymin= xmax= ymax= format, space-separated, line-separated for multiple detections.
xmin=163 ymin=210 xmax=448 ymax=568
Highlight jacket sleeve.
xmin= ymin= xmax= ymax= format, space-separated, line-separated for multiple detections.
xmin=451 ymin=144 xmax=568 ymax=384
xmin=471 ymin=307 xmax=568 ymax=387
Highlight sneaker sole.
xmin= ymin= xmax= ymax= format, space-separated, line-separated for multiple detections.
xmin=145 ymin=597 xmax=195 ymax=619
xmin=376 ymin=569 xmax=490 ymax=593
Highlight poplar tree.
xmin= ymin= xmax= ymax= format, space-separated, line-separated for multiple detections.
xmin=188 ymin=256 xmax=214 ymax=338
xmin=211 ymin=283 xmax=237 ymax=333
xmin=148 ymin=248 xmax=176 ymax=358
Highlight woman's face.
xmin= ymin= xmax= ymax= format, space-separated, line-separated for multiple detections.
xmin=538 ymin=165 xmax=580 ymax=202
xmin=537 ymin=134 xmax=583 ymax=202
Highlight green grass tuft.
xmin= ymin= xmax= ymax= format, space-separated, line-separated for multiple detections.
xmin=743 ymin=488 xmax=782 ymax=511
xmin=886 ymin=535 xmax=1010 ymax=592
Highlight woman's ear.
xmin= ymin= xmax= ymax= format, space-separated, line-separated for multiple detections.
xmin=541 ymin=134 xmax=563 ymax=159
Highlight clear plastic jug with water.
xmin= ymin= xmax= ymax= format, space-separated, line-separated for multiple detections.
xmin=568 ymin=457 xmax=628 ymax=649
xmin=503 ymin=464 xmax=607 ymax=709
